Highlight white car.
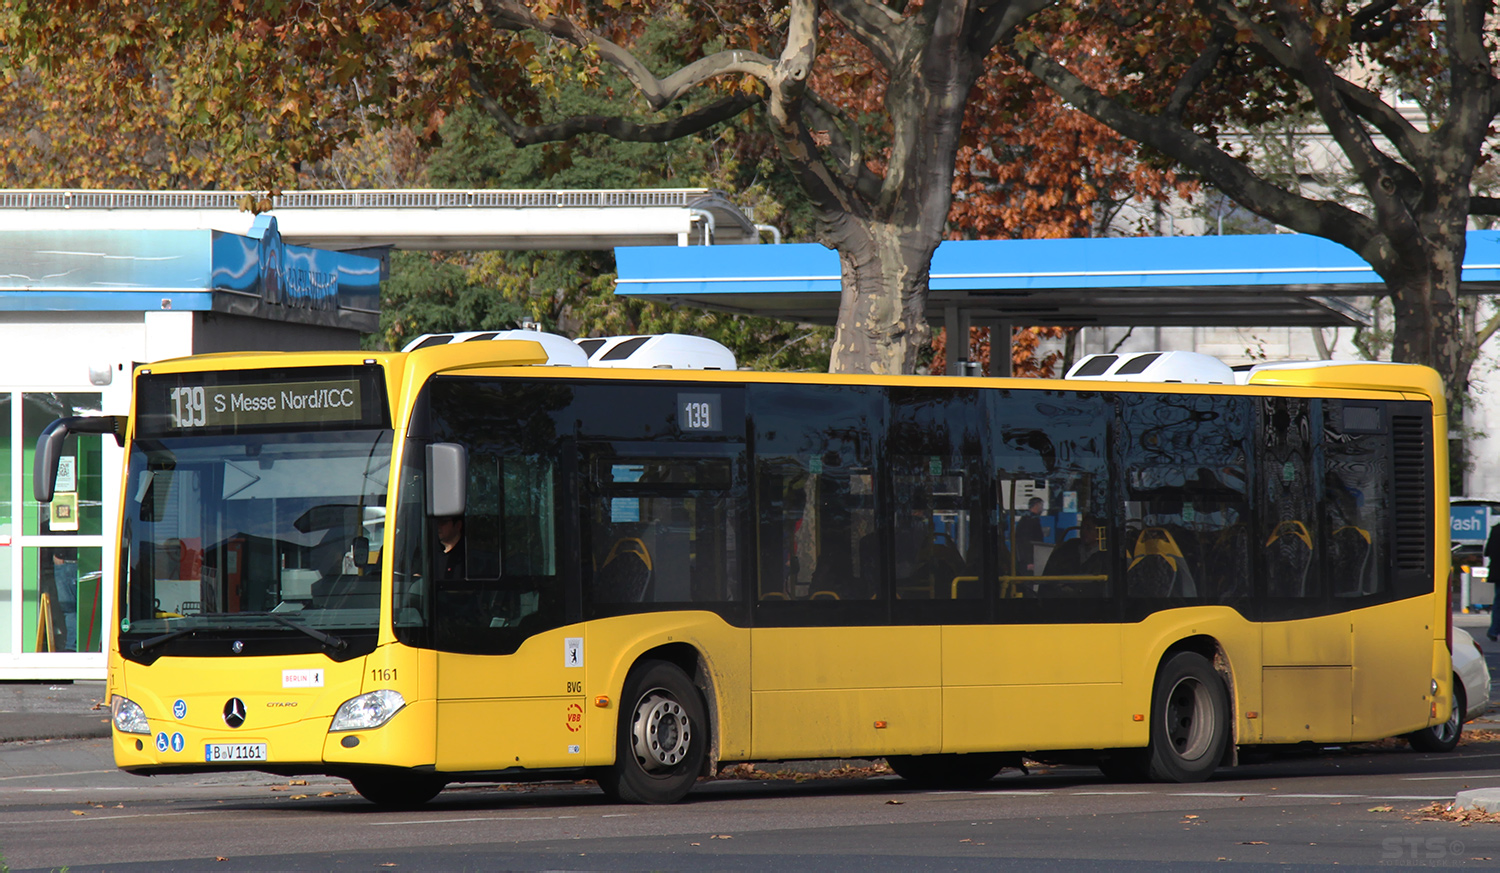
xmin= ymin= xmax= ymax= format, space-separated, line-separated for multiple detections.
xmin=1407 ymin=627 xmax=1492 ymax=752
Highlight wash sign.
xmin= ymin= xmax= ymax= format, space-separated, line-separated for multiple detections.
xmin=1452 ymin=505 xmax=1491 ymax=543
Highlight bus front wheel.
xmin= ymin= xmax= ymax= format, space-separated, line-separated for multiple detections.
xmin=1145 ymin=651 xmax=1229 ymax=783
xmin=597 ymin=660 xmax=707 ymax=804
xmin=349 ymin=772 xmax=446 ymax=808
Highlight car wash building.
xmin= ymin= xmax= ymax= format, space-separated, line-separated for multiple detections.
xmin=0 ymin=216 xmax=378 ymax=678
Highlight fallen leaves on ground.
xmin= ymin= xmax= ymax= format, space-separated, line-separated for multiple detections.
xmin=1408 ymin=802 xmax=1500 ymax=825
xmin=714 ymin=761 xmax=894 ymax=782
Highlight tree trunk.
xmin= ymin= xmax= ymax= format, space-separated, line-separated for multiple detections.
xmin=1384 ymin=236 xmax=1468 ymax=495
xmin=827 ymin=218 xmax=940 ymax=374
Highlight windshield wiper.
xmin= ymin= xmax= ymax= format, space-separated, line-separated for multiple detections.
xmin=259 ymin=612 xmax=348 ymax=652
xmin=131 ymin=628 xmax=195 ymax=656
xmin=128 ymin=613 xmax=347 ymax=655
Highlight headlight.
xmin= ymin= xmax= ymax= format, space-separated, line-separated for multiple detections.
xmin=111 ymin=694 xmax=150 ymax=735
xmin=329 ymin=689 xmax=406 ymax=732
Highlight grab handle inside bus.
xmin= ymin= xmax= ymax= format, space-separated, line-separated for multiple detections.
xmin=426 ymin=442 xmax=467 ymax=517
xmin=34 ymin=416 xmax=125 ymax=504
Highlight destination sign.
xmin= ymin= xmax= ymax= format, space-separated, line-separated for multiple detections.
xmin=137 ymin=367 xmax=388 ymax=436
xmin=168 ymin=380 xmax=362 ymax=429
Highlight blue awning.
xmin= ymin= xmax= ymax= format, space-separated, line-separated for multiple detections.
xmin=615 ymin=231 xmax=1500 ymax=328
xmin=0 ymin=216 xmax=381 ymax=332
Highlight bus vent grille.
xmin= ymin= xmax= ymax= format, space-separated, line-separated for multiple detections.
xmin=1391 ymin=414 xmax=1430 ymax=571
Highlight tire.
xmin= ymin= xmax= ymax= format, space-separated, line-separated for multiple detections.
xmin=1406 ymin=677 xmax=1465 ymax=753
xmin=349 ymin=772 xmax=446 ymax=808
xmin=886 ymin=753 xmax=1012 ymax=789
xmin=1143 ymin=651 xmax=1230 ymax=783
xmin=596 ymin=660 xmax=707 ymax=804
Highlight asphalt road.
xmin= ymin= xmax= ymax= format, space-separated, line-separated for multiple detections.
xmin=2 ymin=612 xmax=1495 ymax=872
xmin=2 ymin=732 xmax=1499 ymax=872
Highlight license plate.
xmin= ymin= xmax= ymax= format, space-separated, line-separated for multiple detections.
xmin=205 ymin=743 xmax=267 ymax=762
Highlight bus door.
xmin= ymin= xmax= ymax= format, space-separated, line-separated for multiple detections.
xmin=748 ymin=384 xmax=943 ymax=761
xmin=425 ymin=432 xmax=582 ymax=773
xmin=1258 ymin=397 xmax=1351 ymax=742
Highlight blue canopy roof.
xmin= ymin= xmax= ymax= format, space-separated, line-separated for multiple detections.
xmin=616 ymin=231 xmax=1500 ymax=327
xmin=0 ymin=216 xmax=380 ymax=331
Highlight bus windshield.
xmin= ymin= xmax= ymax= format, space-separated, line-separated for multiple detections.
xmin=119 ymin=429 xmax=393 ymax=638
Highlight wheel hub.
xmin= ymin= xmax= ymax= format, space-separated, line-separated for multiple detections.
xmin=1164 ymin=676 xmax=1213 ymax=761
xmin=631 ymin=691 xmax=692 ymax=771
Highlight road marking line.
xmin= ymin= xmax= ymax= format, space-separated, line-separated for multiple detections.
xmin=1276 ymin=794 xmax=1363 ymax=798
xmin=1369 ymin=796 xmax=1453 ymax=801
xmin=929 ymin=790 xmax=1054 ymax=796
xmin=1402 ymin=774 xmax=1500 ymax=781
xmin=1069 ymin=791 xmax=1151 ymax=795
xmin=1170 ymin=792 xmax=1265 ymax=797
xmin=369 ymin=815 xmax=579 ymax=826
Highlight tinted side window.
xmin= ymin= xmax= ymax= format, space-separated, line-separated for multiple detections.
xmin=407 ymin=377 xmax=574 ymax=655
xmin=1258 ymin=397 xmax=1320 ymax=603
xmin=1324 ymin=401 xmax=1391 ymax=601
xmin=582 ymin=449 xmax=746 ymax=620
xmin=992 ymin=389 xmax=1115 ymax=623
xmin=889 ymin=386 xmax=988 ymax=625
xmin=753 ymin=384 xmax=884 ymax=626
xmin=1118 ymin=393 xmax=1251 ymax=615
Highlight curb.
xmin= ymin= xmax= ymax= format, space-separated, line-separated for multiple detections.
xmin=1454 ymin=788 xmax=1500 ymax=814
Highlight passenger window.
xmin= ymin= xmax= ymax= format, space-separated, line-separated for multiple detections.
xmin=584 ymin=452 xmax=743 ymax=613
xmin=1259 ymin=397 xmax=1319 ymax=600
xmin=993 ymin=390 xmax=1113 ymax=604
xmin=1119 ymin=393 xmax=1250 ymax=605
xmin=406 ymin=377 xmax=570 ymax=655
xmin=753 ymin=384 xmax=883 ymax=624
xmin=1324 ymin=402 xmax=1389 ymax=599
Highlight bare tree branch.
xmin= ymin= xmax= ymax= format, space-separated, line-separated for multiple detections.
xmin=1474 ymin=196 xmax=1500 ymax=216
xmin=469 ymin=73 xmax=761 ymax=146
xmin=803 ymin=90 xmax=883 ymax=201
xmin=1330 ymin=78 xmax=1431 ymax=168
xmin=1016 ymin=47 xmax=1385 ymax=267
xmin=1164 ymin=25 xmax=1231 ymax=121
xmin=971 ymin=0 xmax=1055 ymax=54
xmin=1234 ymin=0 xmax=1419 ymax=240
xmin=825 ymin=0 xmax=905 ymax=69
xmin=476 ymin=1 xmax=775 ymax=110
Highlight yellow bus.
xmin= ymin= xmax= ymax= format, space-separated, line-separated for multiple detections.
xmin=34 ymin=337 xmax=1456 ymax=806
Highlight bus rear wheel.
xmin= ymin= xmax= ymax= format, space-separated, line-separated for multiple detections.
xmin=886 ymin=753 xmax=1012 ymax=789
xmin=597 ymin=660 xmax=707 ymax=804
xmin=1405 ymin=678 xmax=1464 ymax=753
xmin=1145 ymin=651 xmax=1229 ymax=783
xmin=349 ymin=772 xmax=446 ymax=808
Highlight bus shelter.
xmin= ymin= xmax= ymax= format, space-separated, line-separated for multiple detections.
xmin=614 ymin=231 xmax=1500 ymax=373
xmin=0 ymin=216 xmax=379 ymax=679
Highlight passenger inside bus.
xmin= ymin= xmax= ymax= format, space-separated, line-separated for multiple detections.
xmin=1042 ymin=517 xmax=1108 ymax=597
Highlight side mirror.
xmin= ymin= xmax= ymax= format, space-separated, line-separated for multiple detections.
xmin=426 ymin=443 xmax=467 ymax=517
xmin=35 ymin=416 xmax=125 ymax=503
xmin=352 ymin=536 xmax=370 ymax=570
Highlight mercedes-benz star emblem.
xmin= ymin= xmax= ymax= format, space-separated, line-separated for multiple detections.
xmin=231 ymin=640 xmax=244 ymax=654
xmin=223 ymin=698 xmax=247 ymax=729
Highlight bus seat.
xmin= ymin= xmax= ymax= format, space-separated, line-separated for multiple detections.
xmin=1127 ymin=527 xmax=1197 ymax=598
xmin=597 ymin=537 xmax=652 ymax=602
xmin=810 ymin=590 xmax=841 ymax=600
xmin=759 ymin=591 xmax=789 ymax=601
